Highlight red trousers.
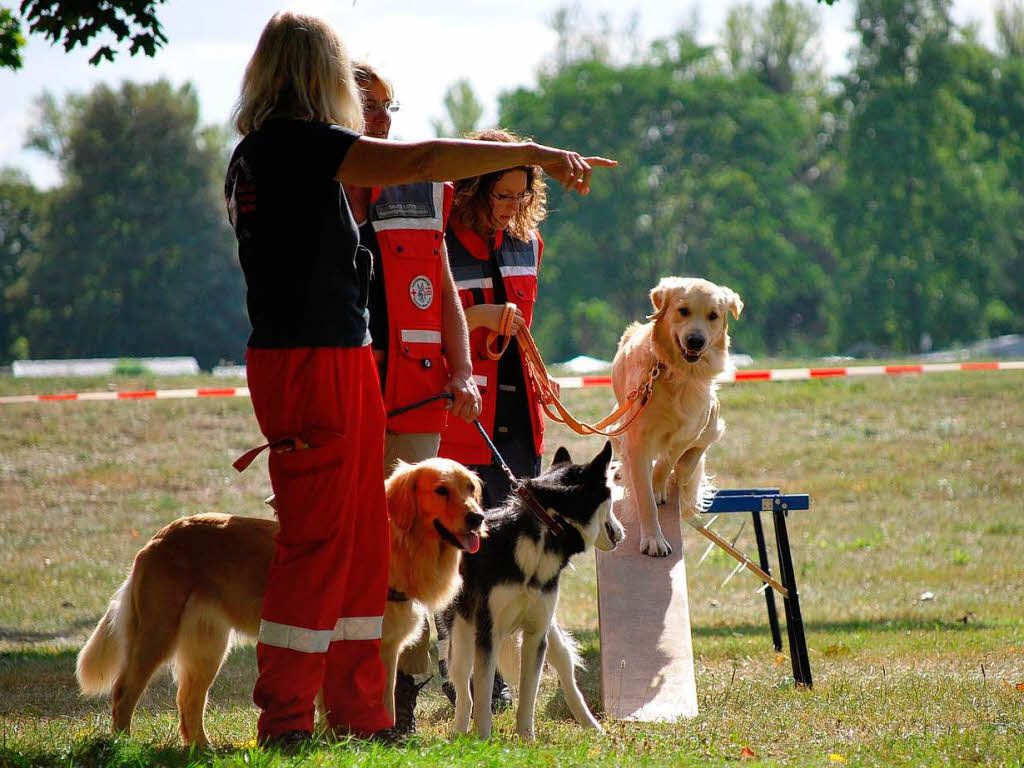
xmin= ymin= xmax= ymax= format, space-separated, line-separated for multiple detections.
xmin=246 ymin=346 xmax=392 ymax=739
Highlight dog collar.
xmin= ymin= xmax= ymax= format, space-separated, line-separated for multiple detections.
xmin=514 ymin=482 xmax=565 ymax=536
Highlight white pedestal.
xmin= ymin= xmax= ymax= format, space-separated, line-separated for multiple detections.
xmin=596 ymin=484 xmax=698 ymax=721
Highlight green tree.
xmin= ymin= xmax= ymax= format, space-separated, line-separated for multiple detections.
xmin=831 ymin=0 xmax=1017 ymax=351
xmin=18 ymin=80 xmax=247 ymax=368
xmin=0 ymin=167 xmax=44 ymax=361
xmin=995 ymin=0 xmax=1024 ymax=57
xmin=723 ymin=0 xmax=824 ymax=94
xmin=948 ymin=6 xmax=1024 ymax=333
xmin=1 ymin=1 xmax=167 ymax=69
xmin=501 ymin=29 xmax=836 ymax=360
xmin=431 ymin=79 xmax=484 ymax=138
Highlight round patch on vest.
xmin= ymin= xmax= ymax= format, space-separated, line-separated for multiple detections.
xmin=409 ymin=275 xmax=434 ymax=309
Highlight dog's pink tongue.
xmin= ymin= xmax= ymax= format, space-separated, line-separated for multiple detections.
xmin=459 ymin=532 xmax=481 ymax=554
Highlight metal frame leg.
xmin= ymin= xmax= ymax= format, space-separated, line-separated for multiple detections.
xmin=751 ymin=510 xmax=782 ymax=652
xmin=773 ymin=507 xmax=812 ymax=688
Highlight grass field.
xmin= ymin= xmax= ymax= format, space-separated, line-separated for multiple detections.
xmin=1 ymin=369 xmax=1022 ymax=767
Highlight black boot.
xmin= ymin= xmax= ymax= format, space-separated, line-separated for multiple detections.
xmin=439 ymin=665 xmax=514 ymax=714
xmin=393 ymin=671 xmax=431 ymax=735
xmin=491 ymin=671 xmax=513 ymax=712
xmin=439 ymin=658 xmax=458 ymax=708
xmin=258 ymin=729 xmax=312 ymax=753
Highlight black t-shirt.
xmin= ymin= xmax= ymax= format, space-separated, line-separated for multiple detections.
xmin=225 ymin=119 xmax=371 ymax=348
xmin=363 ymin=220 xmax=388 ymax=353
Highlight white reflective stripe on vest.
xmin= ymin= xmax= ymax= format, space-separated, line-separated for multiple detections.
xmin=331 ymin=615 xmax=384 ymax=642
xmin=371 ymin=183 xmax=445 ymax=232
xmin=455 ymin=277 xmax=493 ymax=290
xmin=400 ymin=329 xmax=442 ymax=344
xmin=258 ymin=619 xmax=334 ymax=653
xmin=499 ymin=265 xmax=537 ymax=278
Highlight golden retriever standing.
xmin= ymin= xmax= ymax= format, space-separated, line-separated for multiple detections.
xmin=611 ymin=277 xmax=742 ymax=557
xmin=76 ymin=458 xmax=484 ymax=745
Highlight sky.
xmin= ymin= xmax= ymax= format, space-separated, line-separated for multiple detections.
xmin=0 ymin=0 xmax=1004 ymax=189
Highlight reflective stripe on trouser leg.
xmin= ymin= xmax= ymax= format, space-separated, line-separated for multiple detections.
xmin=323 ymin=359 xmax=392 ymax=735
xmin=247 ymin=346 xmax=390 ymax=740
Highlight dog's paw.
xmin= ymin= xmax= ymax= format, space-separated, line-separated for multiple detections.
xmin=654 ymin=488 xmax=668 ymax=505
xmin=640 ymin=533 xmax=672 ymax=557
xmin=453 ymin=711 xmax=472 ymax=735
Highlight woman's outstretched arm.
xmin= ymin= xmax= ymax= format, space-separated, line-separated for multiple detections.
xmin=337 ymin=137 xmax=616 ymax=195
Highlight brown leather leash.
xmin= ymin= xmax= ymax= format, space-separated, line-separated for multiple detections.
xmin=485 ymin=303 xmax=660 ymax=438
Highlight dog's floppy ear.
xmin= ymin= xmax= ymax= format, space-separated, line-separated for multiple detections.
xmin=386 ymin=460 xmax=418 ymax=531
xmin=551 ymin=446 xmax=572 ymax=468
xmin=646 ymin=282 xmax=670 ymax=322
xmin=586 ymin=441 xmax=613 ymax=474
xmin=722 ymin=286 xmax=743 ymax=320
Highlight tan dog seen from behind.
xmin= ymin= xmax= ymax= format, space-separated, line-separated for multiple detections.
xmin=611 ymin=277 xmax=742 ymax=557
xmin=76 ymin=458 xmax=484 ymax=745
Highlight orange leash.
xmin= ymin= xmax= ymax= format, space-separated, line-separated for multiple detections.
xmin=486 ymin=307 xmax=660 ymax=437
xmin=484 ymin=302 xmax=519 ymax=360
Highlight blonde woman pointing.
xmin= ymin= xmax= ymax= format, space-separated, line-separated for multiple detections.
xmin=226 ymin=12 xmax=615 ymax=747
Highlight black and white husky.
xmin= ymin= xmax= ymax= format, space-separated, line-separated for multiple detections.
xmin=448 ymin=441 xmax=625 ymax=739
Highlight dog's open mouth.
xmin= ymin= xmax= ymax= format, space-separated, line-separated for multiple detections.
xmin=676 ymin=337 xmax=703 ymax=364
xmin=434 ymin=519 xmax=481 ymax=554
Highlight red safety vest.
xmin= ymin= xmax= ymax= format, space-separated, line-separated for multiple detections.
xmin=439 ymin=222 xmax=545 ymax=465
xmin=371 ymin=182 xmax=454 ymax=433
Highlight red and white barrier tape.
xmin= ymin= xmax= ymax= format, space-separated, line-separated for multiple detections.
xmin=1 ymin=361 xmax=1021 ymax=405
xmin=557 ymin=360 xmax=1024 ymax=389
xmin=0 ymin=387 xmax=251 ymax=405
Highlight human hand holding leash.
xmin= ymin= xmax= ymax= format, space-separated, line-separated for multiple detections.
xmin=445 ymin=373 xmax=482 ymax=423
xmin=476 ymin=303 xmax=525 ymax=335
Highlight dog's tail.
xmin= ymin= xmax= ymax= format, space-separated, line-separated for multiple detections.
xmin=496 ymin=621 xmax=583 ymax=684
xmin=548 ymin=620 xmax=584 ymax=669
xmin=498 ymin=633 xmax=521 ymax=683
xmin=77 ymin=577 xmax=132 ymax=695
xmin=696 ymin=472 xmax=718 ymax=513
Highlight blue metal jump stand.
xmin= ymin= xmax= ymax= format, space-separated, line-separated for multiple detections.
xmin=705 ymin=489 xmax=812 ymax=688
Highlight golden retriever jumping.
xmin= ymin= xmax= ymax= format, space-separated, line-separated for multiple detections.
xmin=76 ymin=458 xmax=484 ymax=745
xmin=611 ymin=277 xmax=742 ymax=557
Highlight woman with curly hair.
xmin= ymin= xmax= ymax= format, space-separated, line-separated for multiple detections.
xmin=226 ymin=13 xmax=614 ymax=747
xmin=435 ymin=129 xmax=558 ymax=711
xmin=438 ymin=129 xmax=554 ymax=505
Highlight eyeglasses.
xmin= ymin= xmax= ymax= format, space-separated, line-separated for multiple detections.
xmin=363 ymin=99 xmax=400 ymax=114
xmin=489 ymin=190 xmax=533 ymax=204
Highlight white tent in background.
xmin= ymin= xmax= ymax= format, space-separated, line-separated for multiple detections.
xmin=558 ymin=355 xmax=612 ymax=374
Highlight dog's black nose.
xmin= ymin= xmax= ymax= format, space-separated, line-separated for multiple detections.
xmin=685 ymin=333 xmax=706 ymax=350
xmin=466 ymin=512 xmax=484 ymax=530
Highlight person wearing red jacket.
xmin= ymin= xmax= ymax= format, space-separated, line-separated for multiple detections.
xmin=227 ymin=13 xmax=615 ymax=748
xmin=436 ymin=128 xmax=557 ymax=709
xmin=346 ymin=62 xmax=480 ymax=734
xmin=439 ymin=128 xmax=553 ymax=505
